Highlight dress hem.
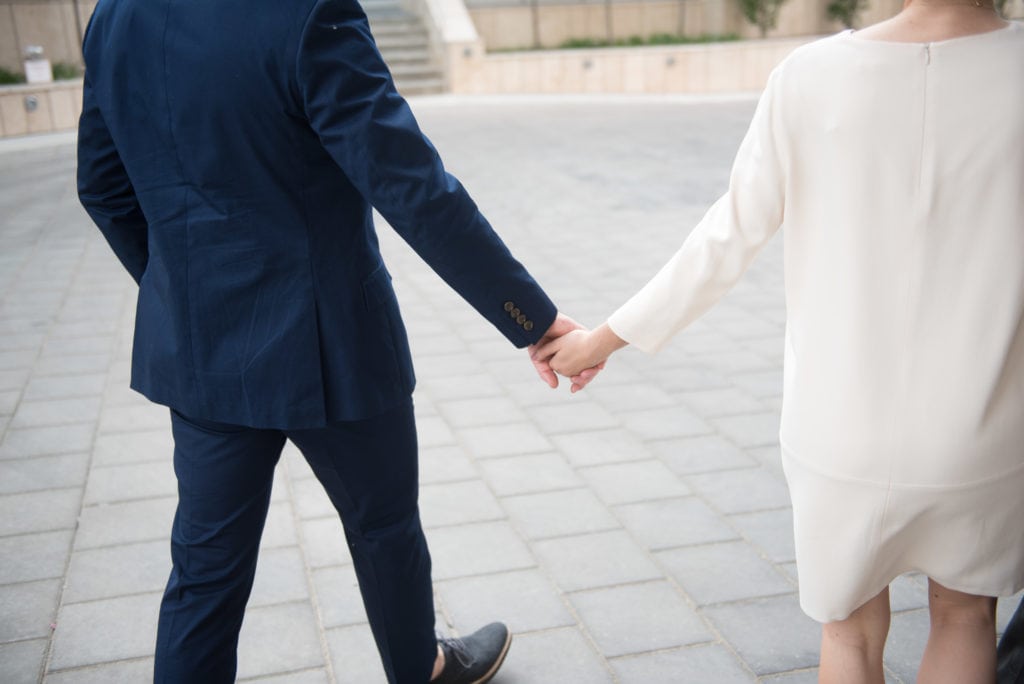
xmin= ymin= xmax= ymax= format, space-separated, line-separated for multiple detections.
xmin=801 ymin=571 xmax=1024 ymax=624
xmin=780 ymin=440 xmax=1024 ymax=491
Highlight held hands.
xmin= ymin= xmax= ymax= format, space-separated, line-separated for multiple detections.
xmin=528 ymin=313 xmax=604 ymax=393
xmin=529 ymin=318 xmax=627 ymax=393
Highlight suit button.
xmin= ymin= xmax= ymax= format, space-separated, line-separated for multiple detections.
xmin=524 ymin=320 xmax=534 ymax=332
xmin=504 ymin=301 xmax=514 ymax=312
xmin=511 ymin=308 xmax=520 ymax=318
xmin=516 ymin=314 xmax=526 ymax=325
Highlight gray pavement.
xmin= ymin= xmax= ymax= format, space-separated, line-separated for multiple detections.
xmin=0 ymin=95 xmax=1020 ymax=683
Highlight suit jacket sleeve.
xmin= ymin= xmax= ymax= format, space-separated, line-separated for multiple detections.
xmin=606 ymin=66 xmax=789 ymax=353
xmin=295 ymin=0 xmax=556 ymax=347
xmin=77 ymin=69 xmax=149 ymax=285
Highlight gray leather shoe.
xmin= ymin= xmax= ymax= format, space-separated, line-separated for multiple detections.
xmin=432 ymin=622 xmax=511 ymax=684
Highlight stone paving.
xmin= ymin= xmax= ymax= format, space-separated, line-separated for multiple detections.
xmin=0 ymin=95 xmax=1020 ymax=684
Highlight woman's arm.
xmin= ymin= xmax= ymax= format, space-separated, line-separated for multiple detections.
xmin=534 ymin=63 xmax=791 ymax=386
xmin=609 ymin=65 xmax=790 ymax=354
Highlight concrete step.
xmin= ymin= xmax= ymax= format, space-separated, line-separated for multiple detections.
xmin=365 ymin=10 xmax=412 ymax=23
xmin=374 ymin=33 xmax=430 ymax=50
xmin=368 ymin=18 xmax=426 ymax=35
xmin=393 ymin=76 xmax=445 ymax=96
xmin=360 ymin=0 xmax=405 ymax=14
xmin=379 ymin=48 xmax=432 ymax=65
xmin=389 ymin=62 xmax=442 ymax=79
xmin=361 ymin=2 xmax=442 ymax=94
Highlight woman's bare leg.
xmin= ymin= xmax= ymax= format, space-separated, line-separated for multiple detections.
xmin=819 ymin=587 xmax=890 ymax=684
xmin=918 ymin=579 xmax=996 ymax=684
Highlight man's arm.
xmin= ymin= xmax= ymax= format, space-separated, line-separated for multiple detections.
xmin=295 ymin=0 xmax=555 ymax=347
xmin=77 ymin=70 xmax=148 ymax=284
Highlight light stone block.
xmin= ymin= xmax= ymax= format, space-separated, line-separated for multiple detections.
xmin=249 ymin=546 xmax=310 ymax=608
xmin=419 ymin=479 xmax=505 ymax=529
xmin=0 ymin=638 xmax=48 ymax=684
xmin=657 ymin=540 xmax=794 ymax=606
xmin=0 ymin=487 xmax=81 ymax=536
xmin=649 ymin=434 xmax=757 ymax=475
xmin=419 ymin=445 xmax=479 ymax=485
xmin=619 ymin=405 xmax=713 ymax=441
xmin=478 ymin=451 xmax=582 ymax=496
xmin=63 ymin=539 xmax=169 ymax=603
xmin=615 ymin=496 xmax=739 ymax=550
xmin=503 ymin=488 xmax=619 ymax=540
xmin=73 ymin=496 xmax=175 ymax=549
xmin=612 ymin=643 xmax=759 ymax=684
xmin=579 ymin=459 xmax=691 ymax=504
xmin=532 ymin=530 xmax=662 ymax=592
xmin=571 ymin=581 xmax=712 ymax=657
xmin=685 ymin=466 xmax=790 ymax=514
xmin=0 ymin=451 xmax=88 ymax=493
xmin=551 ymin=429 xmax=653 ymax=467
xmin=491 ymin=627 xmax=613 ymax=683
xmin=299 ymin=517 xmax=350 ymax=569
xmin=427 ymin=521 xmax=535 ymax=580
xmin=47 ymin=659 xmax=155 ymax=683
xmin=0 ymin=578 xmax=61 ymax=642
xmin=236 ymin=601 xmax=324 ymax=680
xmin=83 ymin=459 xmax=176 ymax=504
xmin=437 ymin=568 xmax=574 ymax=634
xmin=710 ymin=410 xmax=781 ymax=449
xmin=456 ymin=422 xmax=552 ymax=459
xmin=0 ymin=529 xmax=72 ymax=584
xmin=49 ymin=592 xmax=161 ymax=670
xmin=703 ymin=594 xmax=821 ymax=676
xmin=311 ymin=564 xmax=368 ymax=628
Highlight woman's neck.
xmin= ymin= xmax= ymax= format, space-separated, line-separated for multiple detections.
xmin=855 ymin=0 xmax=1008 ymax=43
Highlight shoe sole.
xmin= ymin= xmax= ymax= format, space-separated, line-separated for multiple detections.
xmin=470 ymin=630 xmax=512 ymax=684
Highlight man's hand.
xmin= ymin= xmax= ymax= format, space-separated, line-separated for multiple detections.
xmin=528 ymin=312 xmax=604 ymax=392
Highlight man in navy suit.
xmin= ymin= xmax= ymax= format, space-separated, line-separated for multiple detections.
xmin=77 ymin=0 xmax=593 ymax=681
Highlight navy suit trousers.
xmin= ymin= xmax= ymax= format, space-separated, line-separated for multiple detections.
xmin=155 ymin=400 xmax=434 ymax=683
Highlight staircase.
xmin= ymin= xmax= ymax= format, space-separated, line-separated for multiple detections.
xmin=362 ymin=0 xmax=445 ymax=95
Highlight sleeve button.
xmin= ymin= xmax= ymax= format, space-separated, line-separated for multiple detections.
xmin=523 ymin=320 xmax=534 ymax=332
xmin=516 ymin=314 xmax=526 ymax=325
xmin=504 ymin=301 xmax=515 ymax=312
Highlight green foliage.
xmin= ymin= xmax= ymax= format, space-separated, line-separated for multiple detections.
xmin=647 ymin=33 xmax=739 ymax=45
xmin=556 ymin=33 xmax=740 ymax=50
xmin=0 ymin=63 xmax=81 ymax=85
xmin=51 ymin=62 xmax=82 ymax=80
xmin=0 ymin=67 xmax=26 ymax=85
xmin=737 ymin=0 xmax=788 ymax=37
xmin=826 ymin=0 xmax=867 ymax=28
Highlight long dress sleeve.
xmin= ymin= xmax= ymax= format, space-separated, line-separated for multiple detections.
xmin=607 ymin=67 xmax=788 ymax=353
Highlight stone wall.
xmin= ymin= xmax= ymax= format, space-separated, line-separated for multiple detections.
xmin=0 ymin=79 xmax=81 ymax=137
xmin=448 ymin=35 xmax=807 ymax=93
xmin=467 ymin=0 xmax=905 ymax=51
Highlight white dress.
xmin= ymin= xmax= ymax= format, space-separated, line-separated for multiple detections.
xmin=607 ymin=23 xmax=1024 ymax=622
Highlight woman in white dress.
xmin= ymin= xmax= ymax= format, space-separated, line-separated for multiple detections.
xmin=534 ymin=2 xmax=1023 ymax=682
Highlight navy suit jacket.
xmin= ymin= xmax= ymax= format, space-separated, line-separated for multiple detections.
xmin=77 ymin=0 xmax=556 ymax=429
